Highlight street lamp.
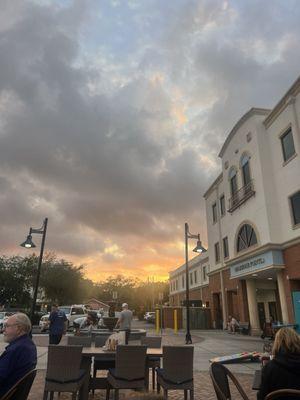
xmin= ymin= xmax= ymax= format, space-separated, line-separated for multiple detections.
xmin=185 ymin=222 xmax=206 ymax=344
xmin=20 ymin=218 xmax=48 ymax=324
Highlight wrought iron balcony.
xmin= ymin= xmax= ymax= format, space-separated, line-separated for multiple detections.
xmin=228 ymin=180 xmax=255 ymax=213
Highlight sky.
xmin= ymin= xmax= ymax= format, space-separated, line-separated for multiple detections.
xmin=1 ymin=0 xmax=300 ymax=282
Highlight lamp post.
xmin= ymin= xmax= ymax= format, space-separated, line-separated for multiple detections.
xmin=185 ymin=222 xmax=206 ymax=344
xmin=20 ymin=218 xmax=48 ymax=324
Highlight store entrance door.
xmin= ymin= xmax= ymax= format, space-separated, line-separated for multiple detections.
xmin=257 ymin=302 xmax=266 ymax=330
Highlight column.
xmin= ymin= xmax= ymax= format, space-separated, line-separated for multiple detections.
xmin=277 ymin=270 xmax=289 ymax=324
xmin=246 ymin=279 xmax=261 ymax=335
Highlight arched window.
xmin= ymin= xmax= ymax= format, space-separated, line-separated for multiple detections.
xmin=237 ymin=224 xmax=257 ymax=252
xmin=229 ymin=167 xmax=238 ymax=196
xmin=240 ymin=154 xmax=251 ymax=186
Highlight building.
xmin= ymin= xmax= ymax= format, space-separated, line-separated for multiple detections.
xmin=169 ymin=76 xmax=300 ymax=334
xmin=169 ymin=253 xmax=209 ymax=307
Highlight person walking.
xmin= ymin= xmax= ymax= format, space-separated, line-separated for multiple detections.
xmin=115 ymin=303 xmax=133 ymax=344
xmin=48 ymin=304 xmax=67 ymax=345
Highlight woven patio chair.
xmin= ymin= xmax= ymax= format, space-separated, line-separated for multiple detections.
xmin=265 ymin=389 xmax=300 ymax=399
xmin=43 ymin=345 xmax=87 ymax=400
xmin=0 ymin=369 xmax=37 ymax=400
xmin=156 ymin=346 xmax=194 ymax=400
xmin=141 ymin=336 xmax=162 ymax=390
xmin=67 ymin=335 xmax=92 ymax=347
xmin=92 ymin=334 xmax=115 ymax=395
xmin=209 ymin=362 xmax=250 ymax=400
xmin=107 ymin=345 xmax=148 ymax=400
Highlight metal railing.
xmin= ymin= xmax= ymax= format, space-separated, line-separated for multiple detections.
xmin=228 ymin=180 xmax=255 ymax=213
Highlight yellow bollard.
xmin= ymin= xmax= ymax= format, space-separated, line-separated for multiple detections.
xmin=156 ymin=309 xmax=160 ymax=334
xmin=174 ymin=309 xmax=178 ymax=334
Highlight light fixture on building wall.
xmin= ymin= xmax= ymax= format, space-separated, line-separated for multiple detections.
xmin=20 ymin=218 xmax=48 ymax=324
xmin=184 ymin=222 xmax=207 ymax=345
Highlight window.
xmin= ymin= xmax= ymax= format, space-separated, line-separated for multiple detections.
xmin=182 ymin=275 xmax=185 ymax=288
xmin=176 ymin=280 xmax=178 ymax=290
xmin=214 ymin=242 xmax=220 ymax=263
xmin=194 ymin=270 xmax=197 ymax=284
xmin=241 ymin=154 xmax=251 ymax=186
xmin=190 ymin=273 xmax=193 ymax=285
xmin=237 ymin=224 xmax=258 ymax=252
xmin=223 ymin=236 xmax=229 ymax=258
xmin=203 ymin=266 xmax=207 ymax=281
xmin=220 ymin=195 xmax=225 ymax=216
xmin=290 ymin=191 xmax=300 ymax=226
xmin=281 ymin=128 xmax=295 ymax=162
xmin=212 ymin=203 xmax=217 ymax=223
xmin=229 ymin=168 xmax=238 ymax=196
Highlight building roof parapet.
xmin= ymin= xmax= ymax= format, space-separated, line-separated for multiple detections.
xmin=263 ymin=75 xmax=300 ymax=128
xmin=169 ymin=253 xmax=209 ymax=278
xmin=218 ymin=108 xmax=270 ymax=158
xmin=203 ymin=172 xmax=223 ymax=199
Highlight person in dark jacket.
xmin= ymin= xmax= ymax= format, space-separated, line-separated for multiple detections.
xmin=0 ymin=313 xmax=37 ymax=397
xmin=48 ymin=304 xmax=67 ymax=344
xmin=257 ymin=327 xmax=300 ymax=400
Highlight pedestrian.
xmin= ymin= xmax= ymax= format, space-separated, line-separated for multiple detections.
xmin=0 ymin=313 xmax=37 ymax=397
xmin=257 ymin=327 xmax=300 ymax=400
xmin=227 ymin=315 xmax=239 ymax=333
xmin=115 ymin=303 xmax=133 ymax=344
xmin=48 ymin=304 xmax=67 ymax=345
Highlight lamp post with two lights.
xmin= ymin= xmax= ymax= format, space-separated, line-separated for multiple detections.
xmin=184 ymin=222 xmax=206 ymax=344
xmin=20 ymin=218 xmax=48 ymax=324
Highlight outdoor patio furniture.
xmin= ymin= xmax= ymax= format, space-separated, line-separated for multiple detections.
xmin=156 ymin=346 xmax=194 ymax=400
xmin=141 ymin=336 xmax=162 ymax=390
xmin=0 ymin=369 xmax=37 ymax=400
xmin=107 ymin=345 xmax=148 ymax=400
xmin=67 ymin=336 xmax=93 ymax=347
xmin=265 ymin=389 xmax=300 ymax=399
xmin=92 ymin=334 xmax=115 ymax=395
xmin=209 ymin=362 xmax=250 ymax=400
xmin=43 ymin=345 xmax=87 ymax=400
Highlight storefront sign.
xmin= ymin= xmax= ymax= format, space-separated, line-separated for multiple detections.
xmin=230 ymin=250 xmax=284 ymax=278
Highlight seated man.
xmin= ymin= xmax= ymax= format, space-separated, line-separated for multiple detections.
xmin=0 ymin=313 xmax=37 ymax=397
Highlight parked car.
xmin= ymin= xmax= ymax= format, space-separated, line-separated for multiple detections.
xmin=144 ymin=311 xmax=155 ymax=323
xmin=0 ymin=312 xmax=15 ymax=333
xmin=39 ymin=314 xmax=50 ymax=333
xmin=59 ymin=305 xmax=87 ymax=328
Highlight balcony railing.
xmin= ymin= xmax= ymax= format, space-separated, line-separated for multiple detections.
xmin=228 ymin=180 xmax=255 ymax=213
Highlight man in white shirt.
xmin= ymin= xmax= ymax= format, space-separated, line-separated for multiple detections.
xmin=115 ymin=303 xmax=133 ymax=344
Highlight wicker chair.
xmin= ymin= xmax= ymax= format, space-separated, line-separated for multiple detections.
xmin=209 ymin=362 xmax=250 ymax=400
xmin=43 ymin=345 xmax=87 ymax=400
xmin=67 ymin=335 xmax=92 ymax=347
xmin=156 ymin=346 xmax=194 ymax=400
xmin=141 ymin=336 xmax=162 ymax=390
xmin=92 ymin=334 xmax=115 ymax=395
xmin=0 ymin=369 xmax=37 ymax=400
xmin=107 ymin=345 xmax=148 ymax=400
xmin=265 ymin=389 xmax=300 ymax=399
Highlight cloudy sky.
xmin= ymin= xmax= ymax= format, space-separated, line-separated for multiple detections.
xmin=1 ymin=0 xmax=300 ymax=281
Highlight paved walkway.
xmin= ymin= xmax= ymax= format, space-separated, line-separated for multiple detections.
xmin=0 ymin=329 xmax=264 ymax=399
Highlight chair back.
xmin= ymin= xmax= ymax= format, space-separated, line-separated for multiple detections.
xmin=95 ymin=334 xmax=111 ymax=347
xmin=162 ymin=346 xmax=193 ymax=384
xmin=46 ymin=345 xmax=83 ymax=383
xmin=67 ymin=336 xmax=92 ymax=347
xmin=0 ymin=369 xmax=37 ymax=400
xmin=141 ymin=336 xmax=162 ymax=348
xmin=265 ymin=389 xmax=300 ymax=400
xmin=209 ymin=362 xmax=249 ymax=400
xmin=115 ymin=345 xmax=147 ymax=380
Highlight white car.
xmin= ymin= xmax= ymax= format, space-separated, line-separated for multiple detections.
xmin=0 ymin=312 xmax=14 ymax=333
xmin=144 ymin=312 xmax=155 ymax=323
xmin=59 ymin=305 xmax=87 ymax=328
xmin=39 ymin=314 xmax=50 ymax=333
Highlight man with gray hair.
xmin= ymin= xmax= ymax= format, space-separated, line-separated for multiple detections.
xmin=0 ymin=313 xmax=37 ymax=397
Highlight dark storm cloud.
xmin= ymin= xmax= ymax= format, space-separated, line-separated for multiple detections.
xmin=0 ymin=0 xmax=300 ymax=275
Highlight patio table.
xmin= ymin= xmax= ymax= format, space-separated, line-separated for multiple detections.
xmin=79 ymin=347 xmax=163 ymax=400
